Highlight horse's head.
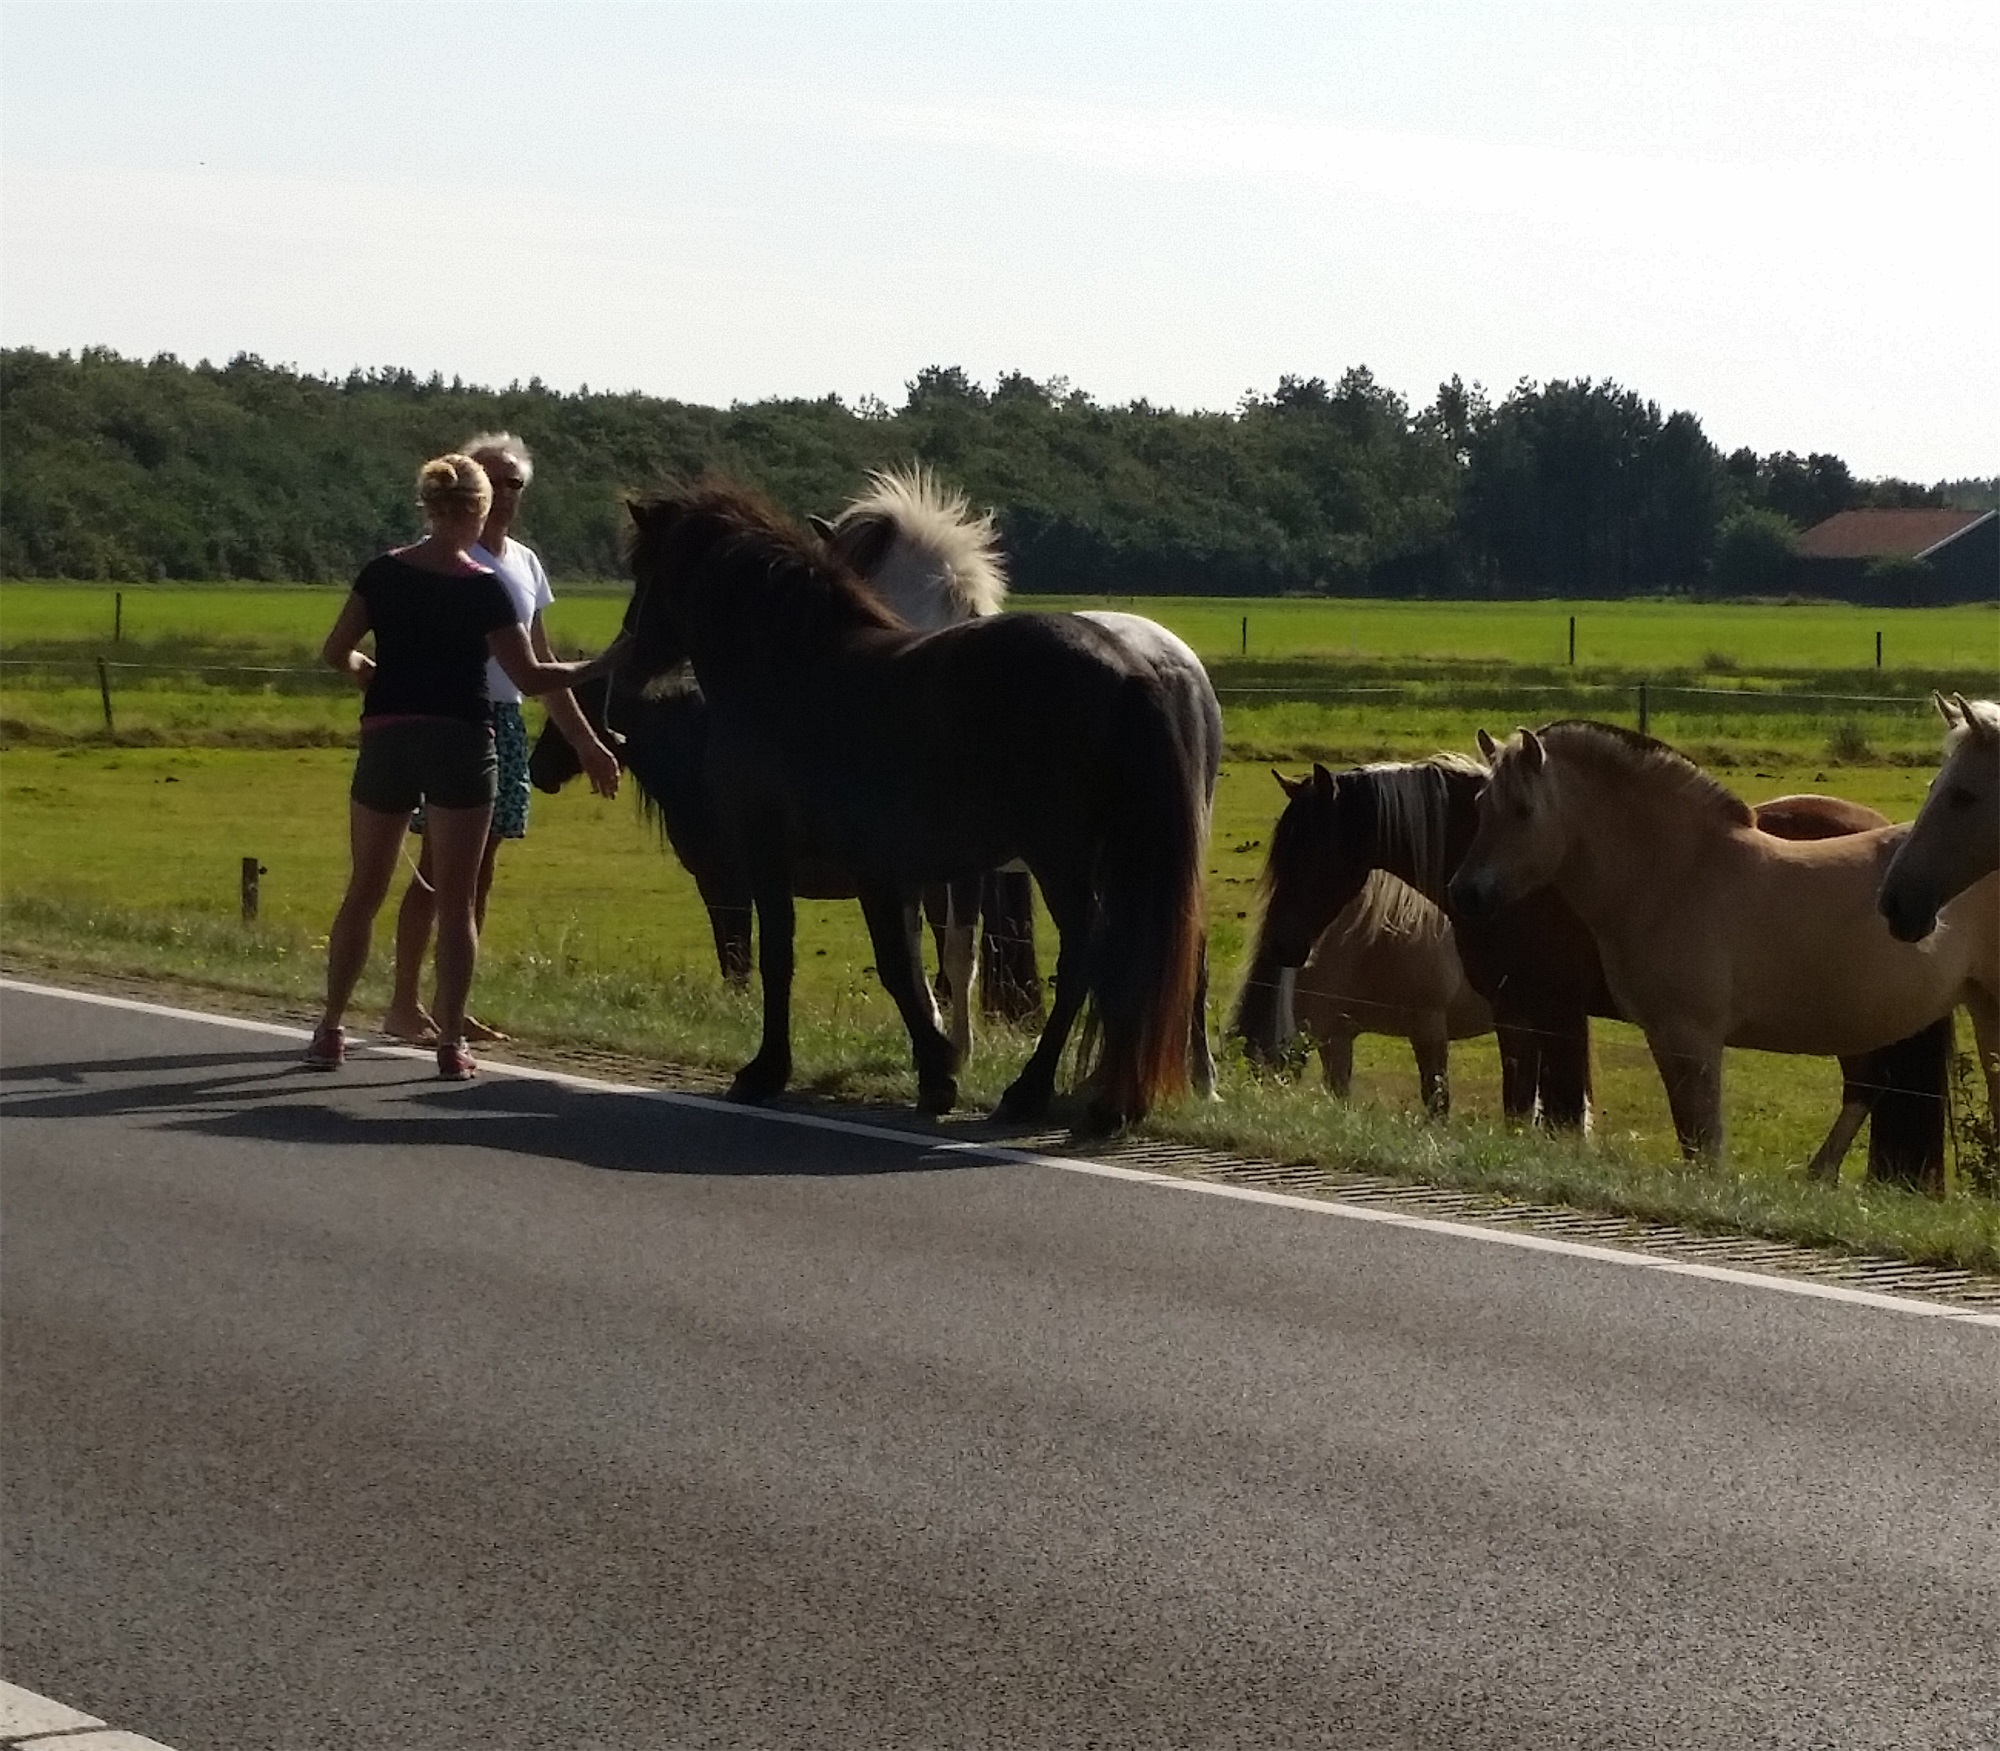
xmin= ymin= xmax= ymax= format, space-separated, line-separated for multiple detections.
xmin=1256 ymin=764 xmax=1380 ymax=970
xmin=527 ymin=673 xmax=618 ymax=794
xmin=1448 ymin=727 xmax=1562 ymax=922
xmin=1879 ymin=692 xmax=2000 ymax=942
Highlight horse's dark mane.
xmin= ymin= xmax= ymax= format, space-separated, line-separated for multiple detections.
xmin=1536 ymin=719 xmax=1754 ymax=825
xmin=626 ymin=476 xmax=905 ymax=669
xmin=1261 ymin=755 xmax=1483 ymax=901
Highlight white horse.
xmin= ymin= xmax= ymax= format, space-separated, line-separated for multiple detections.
xmin=818 ymin=465 xmax=1222 ymax=1097
xmin=1290 ymin=872 xmax=1493 ymax=1116
xmin=1880 ymin=694 xmax=2000 ymax=943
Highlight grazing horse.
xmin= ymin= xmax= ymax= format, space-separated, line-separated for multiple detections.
xmin=610 ymin=476 xmax=1213 ymax=1130
xmin=1880 ymin=694 xmax=2000 ymax=943
xmin=1236 ymin=758 xmax=1949 ymax=1181
xmin=1448 ymin=720 xmax=1999 ymax=1167
xmin=1288 ymin=872 xmax=1493 ymax=1116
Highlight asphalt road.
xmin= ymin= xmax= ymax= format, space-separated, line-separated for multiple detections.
xmin=3 ymin=984 xmax=1997 ymax=1750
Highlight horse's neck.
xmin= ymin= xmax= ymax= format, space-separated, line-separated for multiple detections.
xmin=1365 ymin=768 xmax=1472 ymax=906
xmin=1546 ymin=758 xmax=1711 ymax=932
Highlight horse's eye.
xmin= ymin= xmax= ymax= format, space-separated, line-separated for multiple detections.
xmin=1947 ymin=787 xmax=1976 ymax=810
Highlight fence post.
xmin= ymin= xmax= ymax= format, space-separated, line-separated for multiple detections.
xmin=1638 ymin=681 xmax=1650 ymax=736
xmin=114 ymin=591 xmax=123 ymax=644
xmin=240 ymin=857 xmax=266 ymax=922
xmin=96 ymin=658 xmax=114 ymax=732
xmin=1875 ymin=630 xmax=1883 ymax=669
xmin=1568 ymin=614 xmax=1576 ymax=666
xmin=1241 ymin=615 xmax=1248 ymax=656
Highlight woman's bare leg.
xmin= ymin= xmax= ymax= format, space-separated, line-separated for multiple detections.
xmin=425 ymin=803 xmax=496 ymax=1043
xmin=320 ymin=803 xmax=415 ymax=1033
xmin=383 ymin=835 xmax=439 ymax=1040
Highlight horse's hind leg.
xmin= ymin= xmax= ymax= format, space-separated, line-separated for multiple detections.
xmin=861 ymin=884 xmax=959 ymax=1115
xmin=994 ymin=878 xmax=1092 ymax=1124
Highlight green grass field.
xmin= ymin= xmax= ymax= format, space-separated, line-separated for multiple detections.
xmin=3 ymin=585 xmax=1997 ymax=1268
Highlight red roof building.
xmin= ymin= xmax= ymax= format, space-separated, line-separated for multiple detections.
xmin=1791 ymin=507 xmax=1997 ymax=604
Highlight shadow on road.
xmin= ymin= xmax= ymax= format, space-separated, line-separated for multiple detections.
xmin=0 ymin=1043 xmax=1049 ymax=1180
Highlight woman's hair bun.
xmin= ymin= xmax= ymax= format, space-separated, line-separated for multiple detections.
xmin=416 ymin=452 xmax=492 ymax=511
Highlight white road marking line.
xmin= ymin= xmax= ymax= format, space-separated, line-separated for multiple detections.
xmin=5 ymin=976 xmax=1995 ymax=1329
xmin=0 ymin=1679 xmax=177 ymax=1749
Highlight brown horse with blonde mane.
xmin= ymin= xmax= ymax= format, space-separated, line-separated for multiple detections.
xmin=607 ymin=476 xmax=1212 ymax=1131
xmin=1451 ymin=720 xmax=1999 ymax=1167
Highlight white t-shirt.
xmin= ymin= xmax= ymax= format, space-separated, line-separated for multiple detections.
xmin=472 ymin=537 xmax=556 ymax=705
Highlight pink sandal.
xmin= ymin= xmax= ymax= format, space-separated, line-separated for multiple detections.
xmin=436 ymin=1038 xmax=477 ymax=1082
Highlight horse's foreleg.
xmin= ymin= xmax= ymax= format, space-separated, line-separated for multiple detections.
xmin=1536 ymin=1014 xmax=1594 ymax=1132
xmin=1317 ymin=1025 xmax=1355 ymax=1098
xmin=941 ymin=876 xmax=981 ymax=1066
xmin=1648 ymin=1032 xmax=1724 ymax=1163
xmin=1495 ymin=1018 xmax=1542 ymax=1126
xmin=731 ymin=875 xmax=793 ymax=1103
xmin=1967 ymin=986 xmax=2000 ymax=1121
xmin=862 ymin=884 xmax=959 ymax=1115
xmin=1414 ymin=1025 xmax=1450 ymax=1120
xmin=707 ymin=903 xmax=754 ymax=989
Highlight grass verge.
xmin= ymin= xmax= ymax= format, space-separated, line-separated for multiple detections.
xmin=6 ymin=894 xmax=1995 ymax=1277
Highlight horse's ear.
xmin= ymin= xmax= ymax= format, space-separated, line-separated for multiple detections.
xmin=1519 ymin=728 xmax=1546 ymax=772
xmin=807 ymin=514 xmax=835 ymax=540
xmin=626 ymin=496 xmax=654 ymax=531
xmin=1311 ymin=762 xmax=1337 ymax=794
xmin=1476 ymin=728 xmax=1499 ymax=762
xmin=1273 ymin=769 xmax=1306 ymax=798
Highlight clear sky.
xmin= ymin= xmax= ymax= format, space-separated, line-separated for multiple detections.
xmin=3 ymin=1 xmax=1994 ymax=480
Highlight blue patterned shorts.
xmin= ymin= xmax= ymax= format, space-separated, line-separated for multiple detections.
xmin=412 ymin=702 xmax=531 ymax=839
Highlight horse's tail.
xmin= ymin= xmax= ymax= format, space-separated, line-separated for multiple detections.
xmin=1085 ymin=674 xmax=1208 ymax=1128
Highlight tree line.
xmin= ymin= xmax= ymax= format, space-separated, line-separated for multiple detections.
xmin=1 ymin=345 xmax=1987 ymax=597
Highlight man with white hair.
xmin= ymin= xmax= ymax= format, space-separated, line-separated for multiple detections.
xmin=381 ymin=430 xmax=620 ymax=1043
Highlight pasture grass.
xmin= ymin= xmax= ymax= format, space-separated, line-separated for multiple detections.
xmin=4 ymin=743 xmax=1994 ymax=1273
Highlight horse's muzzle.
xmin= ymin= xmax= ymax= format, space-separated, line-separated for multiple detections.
xmin=1448 ymin=869 xmax=1503 ymax=923
xmin=1878 ymin=885 xmax=1940 ymax=945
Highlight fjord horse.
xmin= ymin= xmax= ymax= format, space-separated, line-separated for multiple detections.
xmin=1236 ymin=758 xmax=1949 ymax=1180
xmin=1286 ymin=871 xmax=1494 ymax=1116
xmin=1449 ymin=721 xmax=1998 ymax=1170
xmin=1880 ymin=694 xmax=2000 ymax=943
xmin=611 ymin=477 xmax=1211 ymax=1131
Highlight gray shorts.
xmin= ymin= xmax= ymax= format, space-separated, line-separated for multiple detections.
xmin=407 ymin=703 xmax=529 ymax=837
xmin=351 ymin=717 xmax=497 ymax=814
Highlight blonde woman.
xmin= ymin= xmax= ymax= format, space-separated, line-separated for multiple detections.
xmin=307 ymin=453 xmax=600 ymax=1079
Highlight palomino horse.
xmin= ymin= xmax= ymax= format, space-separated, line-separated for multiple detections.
xmin=1231 ymin=759 xmax=1943 ymax=1181
xmin=1449 ymin=720 xmax=1999 ymax=1167
xmin=1286 ymin=871 xmax=1492 ymax=1116
xmin=609 ymin=476 xmax=1213 ymax=1130
xmin=1880 ymin=694 xmax=2000 ymax=943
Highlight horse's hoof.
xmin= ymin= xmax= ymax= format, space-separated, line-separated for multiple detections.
xmin=992 ymin=1080 xmax=1051 ymax=1124
xmin=916 ymin=1077 xmax=958 ymax=1117
xmin=728 ymin=1060 xmax=788 ymax=1104
xmin=1076 ymin=1097 xmax=1135 ymax=1139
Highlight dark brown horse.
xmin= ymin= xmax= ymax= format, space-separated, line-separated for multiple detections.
xmin=608 ymin=477 xmax=1212 ymax=1130
xmin=1233 ymin=758 xmax=1946 ymax=1182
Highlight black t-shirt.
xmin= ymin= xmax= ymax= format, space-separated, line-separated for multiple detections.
xmin=352 ymin=553 xmax=518 ymax=725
